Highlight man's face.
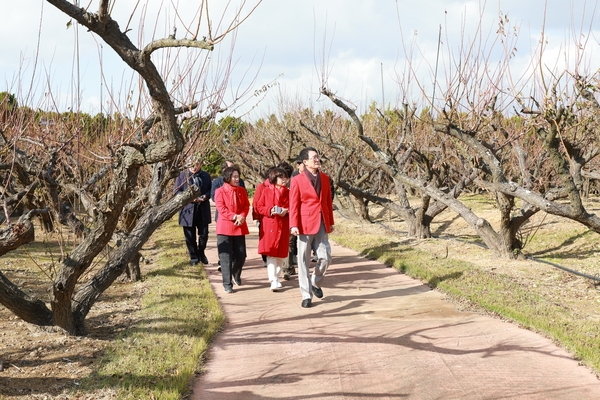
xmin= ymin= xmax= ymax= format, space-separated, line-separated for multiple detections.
xmin=190 ymin=161 xmax=202 ymax=173
xmin=303 ymin=151 xmax=321 ymax=170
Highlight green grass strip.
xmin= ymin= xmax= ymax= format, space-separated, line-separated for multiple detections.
xmin=77 ymin=218 xmax=225 ymax=399
xmin=331 ymin=222 xmax=600 ymax=375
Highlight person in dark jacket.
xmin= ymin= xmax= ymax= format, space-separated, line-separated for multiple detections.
xmin=174 ymin=155 xmax=213 ymax=266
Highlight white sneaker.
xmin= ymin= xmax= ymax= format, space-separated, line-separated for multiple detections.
xmin=270 ymin=281 xmax=280 ymax=292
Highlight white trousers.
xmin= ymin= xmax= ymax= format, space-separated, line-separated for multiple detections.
xmin=267 ymin=256 xmax=283 ymax=283
xmin=296 ymin=222 xmax=332 ymax=300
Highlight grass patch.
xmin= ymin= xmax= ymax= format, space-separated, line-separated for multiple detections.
xmin=331 ymin=220 xmax=600 ymax=375
xmin=76 ymin=218 xmax=225 ymax=399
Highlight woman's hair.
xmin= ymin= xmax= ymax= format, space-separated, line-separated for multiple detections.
xmin=268 ymin=167 xmax=288 ymax=184
xmin=277 ymin=161 xmax=294 ymax=178
xmin=262 ymin=166 xmax=276 ymax=179
xmin=222 ymin=166 xmax=241 ymax=183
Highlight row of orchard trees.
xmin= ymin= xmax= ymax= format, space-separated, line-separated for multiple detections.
xmin=1 ymin=1 xmax=598 ymax=336
xmin=223 ymin=14 xmax=600 ymax=260
xmin=0 ymin=0 xmax=260 ymax=335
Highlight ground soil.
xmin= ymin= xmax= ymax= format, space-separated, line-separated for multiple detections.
xmin=1 ymin=208 xmax=599 ymax=398
xmin=0 ymin=242 xmax=160 ymax=399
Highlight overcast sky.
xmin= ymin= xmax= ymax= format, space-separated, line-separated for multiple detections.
xmin=1 ymin=1 xmax=598 ymax=120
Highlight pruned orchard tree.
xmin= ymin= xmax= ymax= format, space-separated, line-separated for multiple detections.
xmin=429 ymin=16 xmax=600 ymax=256
xmin=0 ymin=0 xmax=261 ymax=335
xmin=289 ymin=7 xmax=600 ymax=259
xmin=307 ymin=89 xmax=486 ymax=242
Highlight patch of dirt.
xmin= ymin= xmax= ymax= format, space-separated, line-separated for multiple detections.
xmin=0 ymin=243 xmax=160 ymax=399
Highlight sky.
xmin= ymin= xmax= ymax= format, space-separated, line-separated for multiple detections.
xmin=1 ymin=0 xmax=598 ymax=121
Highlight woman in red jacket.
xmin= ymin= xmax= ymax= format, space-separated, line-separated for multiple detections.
xmin=252 ymin=166 xmax=275 ymax=268
xmin=254 ymin=167 xmax=290 ymax=291
xmin=215 ymin=166 xmax=250 ymax=293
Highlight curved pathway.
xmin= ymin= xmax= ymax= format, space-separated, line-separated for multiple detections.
xmin=189 ymin=224 xmax=600 ymax=399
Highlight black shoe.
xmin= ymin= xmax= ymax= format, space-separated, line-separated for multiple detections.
xmin=312 ymin=286 xmax=323 ymax=299
xmin=232 ymin=276 xmax=241 ymax=286
xmin=200 ymin=256 xmax=209 ymax=264
xmin=217 ymin=266 xmax=221 ymax=272
xmin=224 ymin=287 xmax=234 ymax=294
xmin=190 ymin=260 xmax=199 ymax=266
xmin=301 ymin=299 xmax=312 ymax=308
xmin=282 ymin=272 xmax=290 ymax=281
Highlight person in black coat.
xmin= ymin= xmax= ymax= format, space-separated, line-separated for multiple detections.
xmin=174 ymin=155 xmax=213 ymax=265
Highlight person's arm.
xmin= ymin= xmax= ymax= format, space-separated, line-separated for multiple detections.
xmin=252 ymin=184 xmax=265 ymax=220
xmin=209 ymin=179 xmax=215 ymax=200
xmin=173 ymin=172 xmax=185 ymax=195
xmin=232 ymin=188 xmax=249 ymax=226
xmin=279 ymin=187 xmax=290 ymax=216
xmin=240 ymin=189 xmax=250 ymax=218
xmin=202 ymin=172 xmax=212 ymax=201
xmin=215 ymin=188 xmax=234 ymax=221
xmin=324 ymin=174 xmax=335 ymax=231
xmin=289 ymin=178 xmax=300 ymax=236
xmin=255 ymin=185 xmax=276 ymax=217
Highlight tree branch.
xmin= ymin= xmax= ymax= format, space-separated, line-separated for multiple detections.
xmin=141 ymin=38 xmax=214 ymax=61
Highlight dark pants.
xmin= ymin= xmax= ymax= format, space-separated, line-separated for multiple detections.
xmin=217 ymin=234 xmax=246 ymax=289
xmin=183 ymin=224 xmax=209 ymax=263
xmin=285 ymin=234 xmax=298 ymax=273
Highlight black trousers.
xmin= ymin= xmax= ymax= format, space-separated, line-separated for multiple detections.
xmin=217 ymin=234 xmax=246 ymax=289
xmin=287 ymin=233 xmax=297 ymax=268
xmin=183 ymin=224 xmax=209 ymax=263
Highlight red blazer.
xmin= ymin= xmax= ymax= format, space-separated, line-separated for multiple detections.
xmin=215 ymin=183 xmax=250 ymax=236
xmin=255 ymin=182 xmax=290 ymax=258
xmin=252 ymin=179 xmax=268 ymax=222
xmin=289 ymin=171 xmax=334 ymax=235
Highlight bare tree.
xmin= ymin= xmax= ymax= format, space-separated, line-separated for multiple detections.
xmin=0 ymin=0 xmax=261 ymax=335
xmin=292 ymin=6 xmax=600 ymax=258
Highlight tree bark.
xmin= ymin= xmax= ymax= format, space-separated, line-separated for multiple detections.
xmin=0 ymin=220 xmax=34 ymax=256
xmin=394 ymin=172 xmax=512 ymax=257
xmin=0 ymin=272 xmax=52 ymax=326
xmin=71 ymin=185 xmax=198 ymax=333
xmin=125 ymin=252 xmax=142 ymax=282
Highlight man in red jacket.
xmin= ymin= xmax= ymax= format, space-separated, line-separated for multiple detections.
xmin=289 ymin=147 xmax=335 ymax=308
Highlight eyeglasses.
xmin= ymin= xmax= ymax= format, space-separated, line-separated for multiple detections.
xmin=307 ymin=155 xmax=320 ymax=161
